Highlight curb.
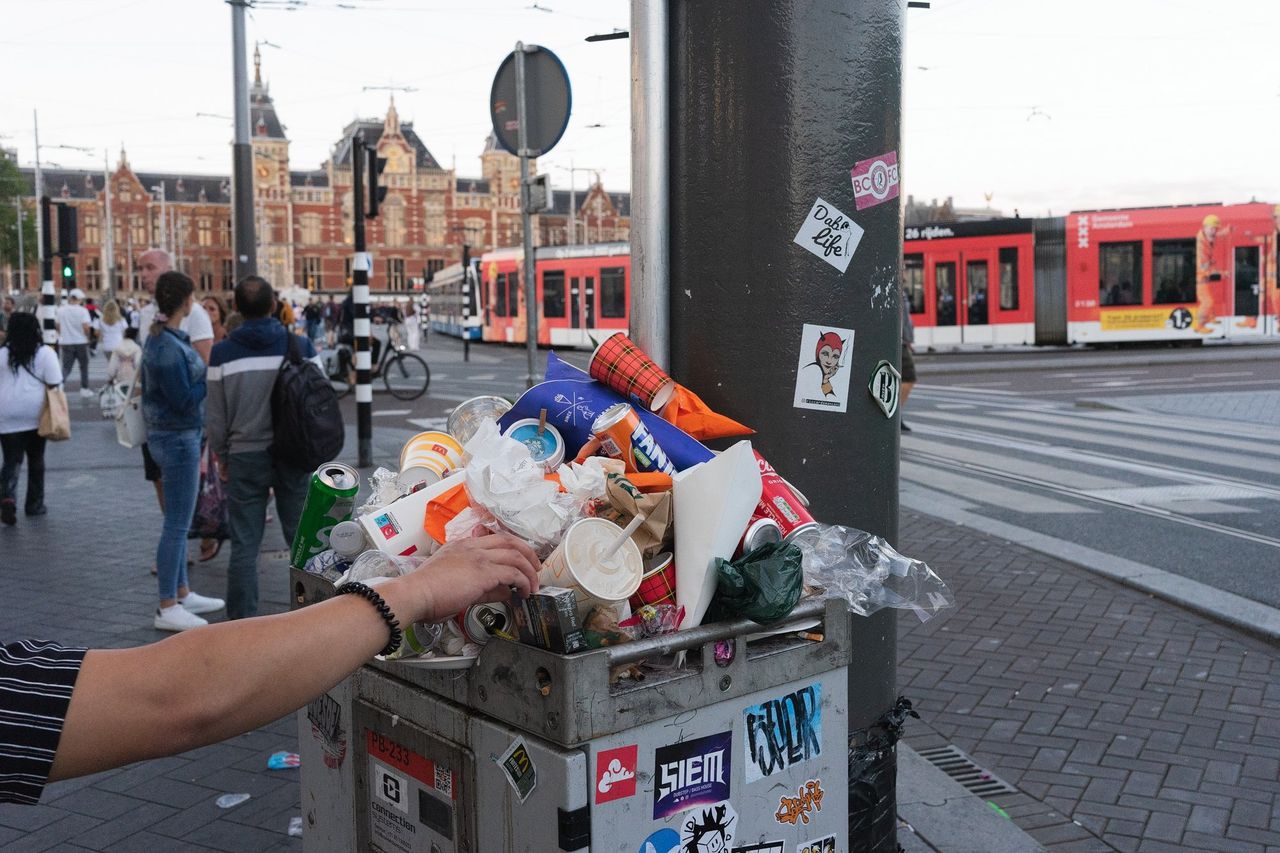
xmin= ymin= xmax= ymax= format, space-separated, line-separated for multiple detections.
xmin=915 ymin=341 xmax=1280 ymax=376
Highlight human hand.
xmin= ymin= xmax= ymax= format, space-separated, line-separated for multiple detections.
xmin=388 ymin=534 xmax=541 ymax=624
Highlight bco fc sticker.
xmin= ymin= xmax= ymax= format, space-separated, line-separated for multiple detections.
xmin=850 ymin=150 xmax=900 ymax=211
xmin=868 ymin=360 xmax=901 ymax=419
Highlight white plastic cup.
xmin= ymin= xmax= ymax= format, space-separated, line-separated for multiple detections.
xmin=540 ymin=517 xmax=643 ymax=615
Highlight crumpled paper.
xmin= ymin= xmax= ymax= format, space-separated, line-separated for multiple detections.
xmin=461 ymin=419 xmax=582 ymax=554
xmin=597 ymin=472 xmax=673 ymax=558
xmin=556 ymin=455 xmax=622 ymax=504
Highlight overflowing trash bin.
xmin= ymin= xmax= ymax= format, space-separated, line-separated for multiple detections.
xmin=291 ymin=333 xmax=952 ymax=852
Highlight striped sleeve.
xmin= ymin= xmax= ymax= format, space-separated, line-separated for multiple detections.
xmin=0 ymin=640 xmax=87 ymax=805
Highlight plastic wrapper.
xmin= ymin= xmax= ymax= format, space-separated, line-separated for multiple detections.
xmin=705 ymin=540 xmax=804 ymax=625
xmin=618 ymin=604 xmax=684 ymax=640
xmin=795 ymin=524 xmax=954 ymax=622
xmin=582 ymin=602 xmax=632 ymax=649
xmin=461 ymin=419 xmax=584 ymax=555
xmin=338 ymin=551 xmax=421 ymax=586
xmin=356 ymin=466 xmax=405 ymax=518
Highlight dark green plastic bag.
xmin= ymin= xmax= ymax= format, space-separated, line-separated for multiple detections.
xmin=706 ymin=540 xmax=805 ymax=624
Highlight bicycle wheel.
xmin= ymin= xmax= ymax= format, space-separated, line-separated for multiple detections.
xmin=383 ymin=352 xmax=430 ymax=400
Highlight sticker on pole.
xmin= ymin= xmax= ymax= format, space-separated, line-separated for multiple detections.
xmin=681 ymin=801 xmax=737 ymax=852
xmin=793 ymin=324 xmax=854 ymax=414
xmin=497 ymin=736 xmax=537 ymax=803
xmin=850 ymin=150 xmax=900 ymax=210
xmin=868 ymin=360 xmax=901 ymax=419
xmin=793 ymin=198 xmax=863 ymax=273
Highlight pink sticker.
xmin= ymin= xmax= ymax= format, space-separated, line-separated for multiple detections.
xmin=850 ymin=151 xmax=900 ymax=210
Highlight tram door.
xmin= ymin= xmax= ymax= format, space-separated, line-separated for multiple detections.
xmin=1230 ymin=246 xmax=1262 ymax=337
xmin=962 ymin=256 xmax=992 ymax=344
xmin=567 ymin=274 xmax=598 ymax=347
xmin=931 ymin=254 xmax=960 ymax=345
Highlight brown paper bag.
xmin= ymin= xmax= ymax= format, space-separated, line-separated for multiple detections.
xmin=598 ymin=472 xmax=673 ymax=558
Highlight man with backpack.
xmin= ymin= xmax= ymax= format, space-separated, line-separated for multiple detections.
xmin=206 ymin=276 xmax=342 ymax=620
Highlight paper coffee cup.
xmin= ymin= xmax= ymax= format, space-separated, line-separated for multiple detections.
xmin=399 ymin=431 xmax=464 ymax=490
xmin=540 ymin=517 xmax=643 ymax=614
xmin=503 ymin=419 xmax=566 ymax=471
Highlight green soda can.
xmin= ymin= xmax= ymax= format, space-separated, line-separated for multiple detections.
xmin=290 ymin=462 xmax=361 ymax=568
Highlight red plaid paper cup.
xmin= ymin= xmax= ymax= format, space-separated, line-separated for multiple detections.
xmin=589 ymin=332 xmax=676 ymax=412
xmin=629 ymin=552 xmax=676 ymax=610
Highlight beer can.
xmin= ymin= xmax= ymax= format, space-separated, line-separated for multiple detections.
xmin=591 ymin=402 xmax=676 ymax=475
xmin=457 ymin=603 xmax=514 ymax=646
xmin=737 ymin=517 xmax=783 ymax=557
xmin=752 ymin=451 xmax=817 ymax=541
xmin=290 ymin=462 xmax=360 ymax=568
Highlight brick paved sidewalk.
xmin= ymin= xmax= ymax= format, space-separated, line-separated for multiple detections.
xmin=899 ymin=510 xmax=1280 ymax=852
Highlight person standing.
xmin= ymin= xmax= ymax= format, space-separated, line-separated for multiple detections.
xmin=303 ymin=298 xmax=323 ymax=344
xmin=140 ymin=272 xmax=224 ymax=631
xmin=106 ymin=327 xmax=142 ymax=388
xmin=98 ymin=300 xmax=128 ymax=362
xmin=900 ymin=288 xmax=917 ymax=433
xmin=206 ymin=276 xmax=320 ymax=620
xmin=55 ymin=289 xmax=93 ymax=398
xmin=136 ymin=250 xmax=215 ymax=536
xmin=403 ymin=301 xmax=421 ymax=351
xmin=0 ymin=313 xmax=63 ymax=523
xmin=202 ymin=294 xmax=230 ymax=345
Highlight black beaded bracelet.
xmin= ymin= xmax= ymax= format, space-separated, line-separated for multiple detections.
xmin=336 ymin=581 xmax=403 ymax=657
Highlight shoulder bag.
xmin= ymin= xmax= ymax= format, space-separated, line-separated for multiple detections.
xmin=115 ymin=349 xmax=148 ymax=448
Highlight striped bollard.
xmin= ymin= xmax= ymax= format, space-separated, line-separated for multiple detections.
xmin=353 ymin=250 xmax=373 ymax=467
xmin=40 ymin=279 xmax=57 ymax=346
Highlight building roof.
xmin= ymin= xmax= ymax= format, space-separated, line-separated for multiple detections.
xmin=250 ymin=47 xmax=287 ymax=140
xmin=549 ymin=188 xmax=631 ymax=217
xmin=455 ymin=177 xmax=491 ymax=194
xmin=332 ymin=117 xmax=441 ymax=171
xmin=290 ymin=170 xmax=330 ymax=188
xmin=19 ymin=168 xmax=232 ymax=203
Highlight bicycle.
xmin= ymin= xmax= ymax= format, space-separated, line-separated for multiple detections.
xmin=322 ymin=323 xmax=431 ymax=401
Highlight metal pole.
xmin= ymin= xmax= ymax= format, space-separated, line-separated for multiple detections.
xmin=668 ymin=1 xmax=904 ymax=845
xmin=39 ymin=196 xmax=55 ymax=345
xmin=32 ymin=111 xmax=43 ymax=287
xmin=102 ymin=151 xmax=114 ymax=302
xmin=568 ymin=158 xmax=576 ymax=246
xmin=154 ymin=182 xmax=166 ymax=255
xmin=352 ymin=138 xmax=373 ymax=468
xmin=230 ymin=0 xmax=257 ymax=280
xmin=515 ymin=42 xmax=538 ymax=388
xmin=14 ymin=200 xmax=24 ymax=291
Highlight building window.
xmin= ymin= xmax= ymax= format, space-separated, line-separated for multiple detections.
xmin=426 ymin=258 xmax=444 ymax=277
xmin=1099 ymin=241 xmax=1143 ymax=306
xmin=199 ymin=258 xmax=214 ymax=291
xmin=219 ymin=219 xmax=231 ymax=247
xmin=904 ymin=254 xmax=925 ymax=313
xmin=197 ymin=217 xmax=212 ymax=247
xmin=383 ymin=197 xmax=406 ymax=247
xmin=387 ymin=257 xmax=406 ymax=290
xmin=998 ymin=247 xmax=1019 ymax=310
xmin=542 ymin=270 xmax=566 ymax=317
xmin=599 ymin=266 xmax=626 ymax=318
xmin=1152 ymin=239 xmax=1195 ymax=304
xmin=300 ymin=213 xmax=322 ymax=245
xmin=84 ymin=214 xmax=100 ymax=245
xmin=83 ymin=257 xmax=101 ymax=290
xmin=303 ymin=256 xmax=323 ymax=290
xmin=131 ymin=215 xmax=147 ymax=246
xmin=222 ymin=259 xmax=234 ymax=290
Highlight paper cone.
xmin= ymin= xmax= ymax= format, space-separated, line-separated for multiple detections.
xmin=672 ymin=440 xmax=763 ymax=629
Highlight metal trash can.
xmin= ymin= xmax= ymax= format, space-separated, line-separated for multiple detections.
xmin=293 ymin=569 xmax=853 ymax=852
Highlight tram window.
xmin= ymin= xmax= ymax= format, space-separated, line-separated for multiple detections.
xmin=508 ymin=271 xmax=520 ymax=316
xmin=543 ymin=270 xmax=566 ymax=317
xmin=1152 ymin=239 xmax=1196 ymax=303
xmin=936 ymin=262 xmax=957 ymax=326
xmin=1099 ymin=241 xmax=1143 ymax=306
xmin=494 ymin=273 xmax=508 ymax=316
xmin=599 ymin=266 xmax=627 ymax=318
xmin=999 ymin=248 xmax=1019 ymax=310
xmin=904 ymin=254 xmax=925 ymax=313
xmin=966 ymin=261 xmax=989 ymax=325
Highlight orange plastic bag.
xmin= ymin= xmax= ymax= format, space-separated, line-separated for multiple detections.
xmin=661 ymin=384 xmax=754 ymax=440
xmin=424 ymin=484 xmax=470 ymax=544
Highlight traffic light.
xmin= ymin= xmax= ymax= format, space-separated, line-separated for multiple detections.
xmin=524 ymin=173 xmax=553 ymax=213
xmin=365 ymin=145 xmax=388 ymax=219
xmin=61 ymin=258 xmax=75 ymax=289
xmin=56 ymin=203 xmax=78 ymax=256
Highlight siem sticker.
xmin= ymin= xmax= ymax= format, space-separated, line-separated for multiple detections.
xmin=793 ymin=198 xmax=863 ymax=274
xmin=850 ymin=150 xmax=900 ymax=210
xmin=653 ymin=732 xmax=732 ymax=819
xmin=596 ymin=744 xmax=639 ymax=804
xmin=775 ymin=779 xmax=825 ymax=826
xmin=744 ymin=683 xmax=823 ymax=783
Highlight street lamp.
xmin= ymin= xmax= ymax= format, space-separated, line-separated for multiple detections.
xmin=553 ymin=162 xmax=605 ymax=245
xmin=150 ymin=184 xmax=167 ymax=254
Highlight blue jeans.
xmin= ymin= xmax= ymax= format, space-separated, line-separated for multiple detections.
xmin=148 ymin=428 xmax=201 ymax=601
xmin=225 ymin=450 xmax=310 ymax=620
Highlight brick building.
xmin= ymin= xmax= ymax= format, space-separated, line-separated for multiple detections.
xmin=7 ymin=50 xmax=629 ymax=297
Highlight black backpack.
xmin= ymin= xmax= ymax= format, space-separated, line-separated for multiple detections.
xmin=270 ymin=332 xmax=344 ymax=470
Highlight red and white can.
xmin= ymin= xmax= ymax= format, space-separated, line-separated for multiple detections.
xmin=752 ymin=450 xmax=817 ymax=541
xmin=737 ymin=517 xmax=783 ymax=557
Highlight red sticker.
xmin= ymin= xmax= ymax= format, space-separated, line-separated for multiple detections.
xmin=595 ymin=744 xmax=638 ymax=804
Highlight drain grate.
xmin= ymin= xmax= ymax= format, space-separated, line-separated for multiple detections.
xmin=916 ymin=745 xmax=1019 ymax=797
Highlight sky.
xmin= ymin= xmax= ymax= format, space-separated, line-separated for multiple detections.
xmin=1 ymin=0 xmax=1277 ymax=217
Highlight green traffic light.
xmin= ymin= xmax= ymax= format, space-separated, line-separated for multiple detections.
xmin=62 ymin=266 xmax=72 ymax=278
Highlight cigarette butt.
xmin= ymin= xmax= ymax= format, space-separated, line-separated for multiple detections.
xmin=795 ymin=631 xmax=824 ymax=642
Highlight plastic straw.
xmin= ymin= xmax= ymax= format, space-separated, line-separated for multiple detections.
xmin=604 ymin=513 xmax=646 ymax=559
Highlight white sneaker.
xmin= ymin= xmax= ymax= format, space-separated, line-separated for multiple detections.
xmin=154 ymin=604 xmax=208 ymax=632
xmin=178 ymin=591 xmax=225 ymax=615
xmin=79 ymin=388 xmax=95 ymax=398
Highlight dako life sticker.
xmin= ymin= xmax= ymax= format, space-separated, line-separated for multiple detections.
xmin=851 ymin=150 xmax=900 ymax=210
xmin=793 ymin=198 xmax=863 ymax=273
xmin=868 ymin=360 xmax=902 ymax=419
xmin=793 ymin=324 xmax=854 ymax=414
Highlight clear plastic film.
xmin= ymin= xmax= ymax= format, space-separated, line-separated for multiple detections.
xmin=356 ymin=466 xmax=405 ymax=518
xmin=794 ymin=524 xmax=954 ymax=622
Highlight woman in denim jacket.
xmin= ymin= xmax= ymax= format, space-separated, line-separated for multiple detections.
xmin=141 ymin=272 xmax=225 ymax=632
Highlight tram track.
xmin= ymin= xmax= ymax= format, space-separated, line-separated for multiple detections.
xmin=901 ymin=445 xmax=1280 ymax=552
